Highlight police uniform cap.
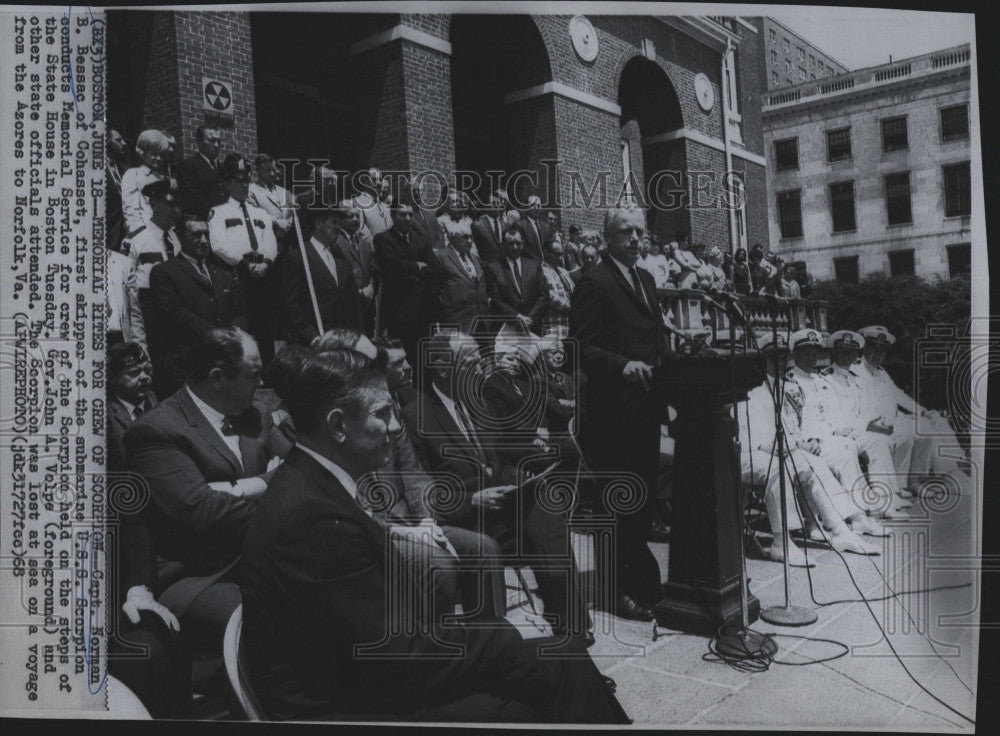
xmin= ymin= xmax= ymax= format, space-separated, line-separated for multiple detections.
xmin=858 ymin=325 xmax=896 ymax=346
xmin=830 ymin=330 xmax=865 ymax=351
xmin=220 ymin=153 xmax=252 ymax=182
xmin=790 ymin=328 xmax=823 ymax=351
xmin=108 ymin=342 xmax=150 ymax=378
xmin=141 ymin=177 xmax=180 ymax=201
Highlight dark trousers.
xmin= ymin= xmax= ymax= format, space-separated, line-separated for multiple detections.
xmin=246 ymin=275 xmax=276 ymax=366
xmin=109 ymin=610 xmax=192 ymax=718
xmin=584 ymin=390 xmax=663 ymax=605
xmin=483 ymin=492 xmax=593 ymax=637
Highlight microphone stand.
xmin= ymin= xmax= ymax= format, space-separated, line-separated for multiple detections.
xmin=759 ymin=319 xmax=817 ymax=628
xmin=709 ymin=294 xmax=780 ymax=657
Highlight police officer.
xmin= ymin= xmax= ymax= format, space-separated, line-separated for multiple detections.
xmin=786 ymin=328 xmax=894 ymax=532
xmin=209 ymin=154 xmax=279 ymax=364
xmin=123 ymin=178 xmax=183 ymax=354
xmin=854 ymin=325 xmax=967 ymax=494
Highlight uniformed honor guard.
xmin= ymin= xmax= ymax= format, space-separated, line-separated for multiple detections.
xmin=854 ymin=325 xmax=968 ymax=494
xmin=739 ymin=333 xmax=880 ymax=565
xmin=786 ymin=328 xmax=900 ymax=525
xmin=209 ymin=154 xmax=279 ymax=364
xmin=123 ymin=178 xmax=183 ymax=354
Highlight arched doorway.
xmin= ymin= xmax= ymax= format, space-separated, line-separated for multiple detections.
xmin=449 ymin=16 xmax=554 ymax=205
xmin=618 ymin=57 xmax=685 ymax=242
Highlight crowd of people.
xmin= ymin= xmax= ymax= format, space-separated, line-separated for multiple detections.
xmin=102 ymin=125 xmax=967 ymax=722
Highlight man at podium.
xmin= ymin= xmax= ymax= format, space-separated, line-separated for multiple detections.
xmin=569 ymin=205 xmax=672 ymax=621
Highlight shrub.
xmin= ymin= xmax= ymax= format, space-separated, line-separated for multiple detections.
xmin=810 ymin=273 xmax=972 ymax=436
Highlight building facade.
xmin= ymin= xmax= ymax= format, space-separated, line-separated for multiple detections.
xmin=107 ymin=11 xmax=770 ymax=253
xmin=761 ymin=18 xmax=848 ymax=91
xmin=762 ymin=44 xmax=973 ymax=282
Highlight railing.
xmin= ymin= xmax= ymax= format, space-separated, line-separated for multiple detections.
xmin=657 ymin=288 xmax=829 ymax=353
xmin=763 ymin=43 xmax=970 ymax=111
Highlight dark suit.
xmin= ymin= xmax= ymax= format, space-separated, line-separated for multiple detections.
xmin=147 ymin=255 xmax=248 ymax=398
xmin=404 ymin=389 xmax=590 ymax=636
xmin=484 ymin=257 xmax=550 ymax=331
xmin=280 ymin=240 xmax=363 ymax=345
xmin=435 ymin=247 xmax=491 ymax=335
xmin=409 ymin=205 xmax=445 ymax=254
xmin=516 ymin=217 xmax=551 ymax=261
xmin=178 ymin=153 xmax=223 ymax=219
xmin=239 ymin=447 xmax=626 ymax=722
xmin=569 ymin=256 xmax=672 ymax=603
xmin=107 ymin=162 xmax=126 ymax=252
xmin=374 ymin=227 xmax=441 ymax=362
xmin=334 ymin=229 xmax=378 ymax=336
xmin=471 ymin=214 xmax=505 ymax=264
xmin=123 ymin=388 xmax=277 ymax=622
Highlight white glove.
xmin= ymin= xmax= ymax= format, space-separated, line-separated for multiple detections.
xmin=122 ymin=586 xmax=180 ymax=632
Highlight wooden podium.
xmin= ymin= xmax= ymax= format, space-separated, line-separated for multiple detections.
xmin=654 ymin=349 xmax=763 ymax=635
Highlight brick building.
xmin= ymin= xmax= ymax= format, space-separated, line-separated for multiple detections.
xmin=761 ymin=18 xmax=848 ymax=90
xmin=763 ymin=44 xmax=973 ymax=282
xmin=107 ymin=10 xmax=770 ymax=252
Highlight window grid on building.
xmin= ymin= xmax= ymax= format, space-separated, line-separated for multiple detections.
xmin=834 ymin=255 xmax=859 ymax=284
xmin=944 ymin=162 xmax=971 ymax=217
xmin=940 ymin=105 xmax=969 ymax=141
xmin=881 ymin=116 xmax=908 ymax=152
xmin=885 ymin=172 xmax=912 ymax=225
xmin=827 ymin=127 xmax=852 ymax=162
xmin=889 ymin=249 xmax=915 ymax=277
xmin=777 ymin=189 xmax=803 ymax=239
xmin=830 ymin=180 xmax=856 ymax=232
xmin=775 ymin=138 xmax=798 ymax=171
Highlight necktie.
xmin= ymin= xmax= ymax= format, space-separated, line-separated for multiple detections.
xmin=628 ymin=266 xmax=643 ymax=295
xmin=240 ymin=202 xmax=260 ymax=252
xmin=494 ymin=218 xmax=502 ymax=243
xmin=196 ymin=259 xmax=212 ymax=283
xmin=454 ymin=399 xmax=486 ymax=459
xmin=163 ymin=229 xmax=175 ymax=259
xmin=511 ymin=259 xmax=523 ymax=297
xmin=461 ymin=253 xmax=476 ymax=279
xmin=133 ymin=404 xmax=144 ymax=420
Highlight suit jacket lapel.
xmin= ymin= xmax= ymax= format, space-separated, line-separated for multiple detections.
xmin=288 ymin=448 xmax=388 ymax=549
xmin=431 ymin=399 xmax=487 ymax=466
xmin=177 ymin=255 xmax=214 ymax=291
xmin=177 ymin=388 xmax=244 ymax=474
xmin=305 ymin=240 xmax=339 ymax=291
xmin=604 ymin=258 xmax=654 ymax=316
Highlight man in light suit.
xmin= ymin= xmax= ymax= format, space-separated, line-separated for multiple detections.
xmin=485 ymin=228 xmax=550 ymax=334
xmin=240 ymin=345 xmax=627 ymax=722
xmin=124 ymin=328 xmax=282 ymax=646
xmin=280 ymin=205 xmax=364 ymax=346
xmin=435 ymin=220 xmax=491 ymax=336
xmin=569 ymin=205 xmax=673 ymax=621
xmin=336 ymin=198 xmax=379 ymax=336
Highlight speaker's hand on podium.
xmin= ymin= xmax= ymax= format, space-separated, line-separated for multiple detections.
xmin=623 ymin=360 xmax=654 ymax=391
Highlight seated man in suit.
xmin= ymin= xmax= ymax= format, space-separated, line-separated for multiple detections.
xmin=406 ymin=332 xmax=592 ymax=644
xmin=281 ymin=204 xmax=364 ymax=346
xmin=485 ymin=228 xmax=550 ymax=335
xmin=240 ymin=345 xmax=627 ymax=723
xmin=124 ymin=327 xmax=283 ymax=647
xmin=106 ymin=342 xmax=192 ymax=718
xmin=148 ymin=214 xmax=249 ymax=398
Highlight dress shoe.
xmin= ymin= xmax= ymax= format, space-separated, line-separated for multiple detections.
xmin=602 ymin=675 xmax=617 ymax=694
xmin=767 ymin=539 xmax=815 ymax=568
xmin=615 ymin=594 xmax=653 ymax=622
xmin=830 ymin=530 xmax=880 ymax=556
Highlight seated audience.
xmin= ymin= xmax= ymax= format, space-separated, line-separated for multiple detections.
xmin=124 ymin=328 xmax=285 ymax=647
xmin=239 ymin=344 xmax=627 ymax=722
